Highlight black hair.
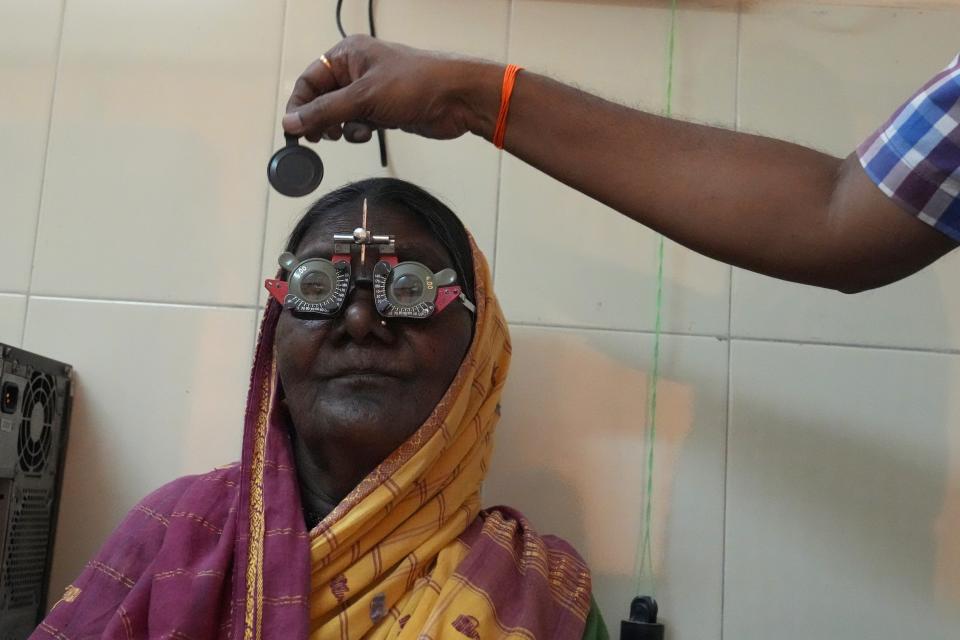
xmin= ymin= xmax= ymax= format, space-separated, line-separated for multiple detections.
xmin=284 ymin=178 xmax=476 ymax=304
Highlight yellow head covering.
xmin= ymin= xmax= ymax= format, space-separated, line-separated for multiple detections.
xmin=307 ymin=240 xmax=514 ymax=638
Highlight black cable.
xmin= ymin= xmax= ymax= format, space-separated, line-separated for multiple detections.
xmin=369 ymin=0 xmax=387 ymax=167
xmin=335 ymin=0 xmax=347 ymax=38
xmin=333 ymin=0 xmax=387 ymax=168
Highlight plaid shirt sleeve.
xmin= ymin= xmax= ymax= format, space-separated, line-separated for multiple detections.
xmin=857 ymin=53 xmax=960 ymax=242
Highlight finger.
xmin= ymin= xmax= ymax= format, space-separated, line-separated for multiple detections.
xmin=286 ymin=55 xmax=340 ymax=114
xmin=323 ymin=124 xmax=343 ymax=141
xmin=343 ymin=122 xmax=373 ymax=143
xmin=284 ymin=83 xmax=369 ymax=138
xmin=307 ymin=125 xmax=343 ymax=142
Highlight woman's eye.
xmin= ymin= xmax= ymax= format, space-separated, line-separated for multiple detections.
xmin=300 ymin=272 xmax=332 ymax=299
xmin=391 ymin=273 xmax=424 ymax=304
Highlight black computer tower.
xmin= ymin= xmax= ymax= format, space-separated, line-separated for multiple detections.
xmin=0 ymin=345 xmax=72 ymax=639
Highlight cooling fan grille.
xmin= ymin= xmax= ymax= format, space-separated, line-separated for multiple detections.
xmin=17 ymin=373 xmax=55 ymax=474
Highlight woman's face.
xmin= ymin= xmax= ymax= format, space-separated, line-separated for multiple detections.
xmin=275 ymin=203 xmax=474 ymax=470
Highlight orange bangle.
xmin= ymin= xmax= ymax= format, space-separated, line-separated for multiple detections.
xmin=493 ymin=64 xmax=523 ymax=149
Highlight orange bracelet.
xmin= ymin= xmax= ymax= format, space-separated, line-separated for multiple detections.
xmin=493 ymin=64 xmax=523 ymax=149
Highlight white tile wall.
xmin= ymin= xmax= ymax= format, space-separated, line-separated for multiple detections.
xmin=0 ymin=294 xmax=27 ymax=347
xmin=0 ymin=0 xmax=62 ymax=293
xmin=30 ymin=0 xmax=284 ymax=306
xmin=22 ymin=297 xmax=254 ymax=603
xmin=486 ymin=326 xmax=727 ymax=639
xmin=733 ymin=2 xmax=960 ymax=350
xmin=726 ymin=339 xmax=960 ymax=638
xmin=494 ymin=0 xmax=737 ymax=335
xmin=1 ymin=1 xmax=958 ymax=637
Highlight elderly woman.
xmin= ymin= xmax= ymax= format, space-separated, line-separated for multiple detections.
xmin=33 ymin=178 xmax=608 ymax=640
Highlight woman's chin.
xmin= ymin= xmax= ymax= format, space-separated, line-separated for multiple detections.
xmin=309 ymin=391 xmax=414 ymax=438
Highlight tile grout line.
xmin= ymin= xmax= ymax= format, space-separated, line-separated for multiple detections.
xmin=9 ymin=293 xmax=960 ymax=357
xmin=252 ymin=0 xmax=291 ymax=352
xmin=721 ymin=5 xmax=744 ymax=638
xmin=490 ymin=0 xmax=514 ymax=283
xmin=511 ymin=320 xmax=960 ymax=355
xmin=25 ymin=294 xmax=262 ymax=313
xmin=729 ymin=333 xmax=960 ymax=356
xmin=20 ymin=0 xmax=68 ymax=349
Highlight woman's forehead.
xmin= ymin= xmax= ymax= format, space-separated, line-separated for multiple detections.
xmin=295 ymin=205 xmax=453 ymax=265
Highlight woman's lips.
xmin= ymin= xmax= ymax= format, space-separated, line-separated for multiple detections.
xmin=316 ymin=354 xmax=411 ymax=380
xmin=328 ymin=369 xmax=399 ymax=378
xmin=322 ymin=370 xmax=403 ymax=388
xmin=317 ymin=364 xmax=409 ymax=380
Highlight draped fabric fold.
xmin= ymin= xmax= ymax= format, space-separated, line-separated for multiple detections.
xmin=33 ymin=241 xmax=592 ymax=640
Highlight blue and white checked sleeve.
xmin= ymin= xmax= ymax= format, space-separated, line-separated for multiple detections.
xmin=858 ymin=53 xmax=960 ymax=242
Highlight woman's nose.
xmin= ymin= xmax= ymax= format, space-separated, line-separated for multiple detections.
xmin=339 ymin=286 xmax=392 ymax=343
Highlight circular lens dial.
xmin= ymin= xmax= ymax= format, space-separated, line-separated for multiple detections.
xmin=374 ymin=261 xmax=438 ymax=319
xmin=288 ymin=258 xmax=350 ymax=314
